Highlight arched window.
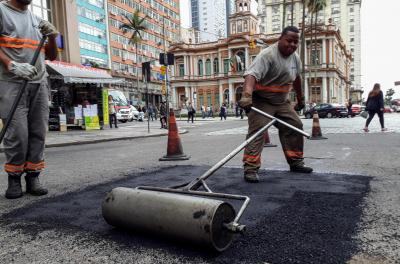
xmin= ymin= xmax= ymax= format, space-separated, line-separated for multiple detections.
xmin=205 ymin=59 xmax=211 ymax=75
xmin=213 ymin=58 xmax=219 ymax=74
xmin=223 ymin=89 xmax=230 ymax=103
xmin=198 ymin=59 xmax=203 ymax=76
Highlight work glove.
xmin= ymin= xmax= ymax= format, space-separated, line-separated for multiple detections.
xmin=294 ymin=100 xmax=305 ymax=112
xmin=7 ymin=61 xmax=37 ymax=80
xmin=39 ymin=20 xmax=59 ymax=36
xmin=238 ymin=92 xmax=253 ymax=112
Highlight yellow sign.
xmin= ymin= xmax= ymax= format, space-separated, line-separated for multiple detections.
xmin=85 ymin=116 xmax=100 ymax=130
xmin=161 ymin=85 xmax=166 ymax=95
xmin=102 ymin=89 xmax=109 ymax=125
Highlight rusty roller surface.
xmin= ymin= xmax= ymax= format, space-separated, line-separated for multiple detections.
xmin=102 ymin=187 xmax=236 ymax=252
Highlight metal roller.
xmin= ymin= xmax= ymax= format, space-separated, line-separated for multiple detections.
xmin=102 ymin=107 xmax=310 ymax=252
xmin=102 ymin=187 xmax=236 ymax=252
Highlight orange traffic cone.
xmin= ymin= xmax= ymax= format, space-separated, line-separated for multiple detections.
xmin=159 ymin=109 xmax=190 ymax=161
xmin=264 ymin=130 xmax=277 ymax=147
xmin=310 ymin=111 xmax=327 ymax=140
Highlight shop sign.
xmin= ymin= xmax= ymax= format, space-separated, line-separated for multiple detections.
xmin=103 ymin=89 xmax=109 ymax=125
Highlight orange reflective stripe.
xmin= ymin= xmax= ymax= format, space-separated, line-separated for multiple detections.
xmin=255 ymin=84 xmax=291 ymax=93
xmin=25 ymin=161 xmax=45 ymax=169
xmin=0 ymin=36 xmax=40 ymax=45
xmin=0 ymin=43 xmax=44 ymax=50
xmin=4 ymin=163 xmax=25 ymax=173
xmin=243 ymin=154 xmax=261 ymax=163
xmin=285 ymin=150 xmax=303 ymax=158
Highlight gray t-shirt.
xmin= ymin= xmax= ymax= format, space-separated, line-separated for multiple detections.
xmin=244 ymin=43 xmax=301 ymax=104
xmin=0 ymin=2 xmax=47 ymax=82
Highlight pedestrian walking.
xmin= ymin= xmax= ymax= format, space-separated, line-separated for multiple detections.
xmin=238 ymin=26 xmax=312 ymax=183
xmin=159 ymin=101 xmax=167 ymax=129
xmin=0 ymin=0 xmax=58 ymax=199
xmin=363 ymin=83 xmax=387 ymax=132
xmin=108 ymin=95 xmax=118 ymax=128
xmin=137 ymin=105 xmax=144 ymax=122
xmin=346 ymin=98 xmax=353 ymax=118
xmin=201 ymin=105 xmax=206 ymax=119
xmin=209 ymin=104 xmax=214 ymax=118
xmin=154 ymin=105 xmax=158 ymax=121
xmin=239 ymin=107 xmax=244 ymax=119
xmin=187 ymin=102 xmax=195 ymax=123
xmin=148 ymin=104 xmax=154 ymax=121
xmin=220 ymin=104 xmax=227 ymax=120
xmin=235 ymin=102 xmax=240 ymax=117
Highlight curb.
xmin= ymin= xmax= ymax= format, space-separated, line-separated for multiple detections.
xmin=0 ymin=129 xmax=188 ymax=152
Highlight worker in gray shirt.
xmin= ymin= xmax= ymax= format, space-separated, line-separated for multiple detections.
xmin=238 ymin=26 xmax=312 ymax=183
xmin=0 ymin=0 xmax=58 ymax=199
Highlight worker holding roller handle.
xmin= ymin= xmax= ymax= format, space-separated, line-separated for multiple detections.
xmin=239 ymin=26 xmax=313 ymax=183
xmin=0 ymin=0 xmax=58 ymax=199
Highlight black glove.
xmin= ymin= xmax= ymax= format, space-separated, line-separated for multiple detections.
xmin=238 ymin=92 xmax=252 ymax=113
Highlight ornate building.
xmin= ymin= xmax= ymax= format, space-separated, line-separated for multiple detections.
xmin=170 ymin=0 xmax=352 ymax=110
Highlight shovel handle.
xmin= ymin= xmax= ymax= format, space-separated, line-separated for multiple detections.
xmin=0 ymin=36 xmax=47 ymax=145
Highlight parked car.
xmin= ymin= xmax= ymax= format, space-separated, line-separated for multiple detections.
xmin=304 ymin=103 xmax=348 ymax=119
xmin=350 ymin=104 xmax=362 ymax=116
xmin=384 ymin=106 xmax=394 ymax=113
xmin=108 ymin=89 xmax=132 ymax=123
xmin=129 ymin=105 xmax=139 ymax=121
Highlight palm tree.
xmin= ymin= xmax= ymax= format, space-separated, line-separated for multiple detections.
xmin=120 ymin=10 xmax=148 ymax=102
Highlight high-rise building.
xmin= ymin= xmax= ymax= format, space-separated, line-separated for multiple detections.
xmin=107 ymin=0 xmax=180 ymax=105
xmin=257 ymin=0 xmax=362 ymax=92
xmin=190 ymin=0 xmax=235 ymax=42
xmin=76 ymin=0 xmax=110 ymax=69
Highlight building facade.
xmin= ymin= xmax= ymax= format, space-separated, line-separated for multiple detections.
xmin=190 ymin=0 xmax=235 ymax=42
xmin=107 ymin=0 xmax=180 ymax=105
xmin=170 ymin=0 xmax=352 ymax=110
xmin=76 ymin=0 xmax=110 ymax=69
xmin=257 ymin=0 xmax=362 ymax=94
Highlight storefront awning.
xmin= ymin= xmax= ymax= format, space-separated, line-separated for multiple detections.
xmin=46 ymin=60 xmax=124 ymax=84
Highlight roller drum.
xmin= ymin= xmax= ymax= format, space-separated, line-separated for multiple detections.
xmin=102 ymin=187 xmax=236 ymax=252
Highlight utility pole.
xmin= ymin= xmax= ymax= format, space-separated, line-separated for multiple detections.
xmin=162 ymin=15 xmax=169 ymax=126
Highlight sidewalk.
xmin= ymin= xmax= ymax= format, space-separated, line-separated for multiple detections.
xmin=0 ymin=125 xmax=187 ymax=152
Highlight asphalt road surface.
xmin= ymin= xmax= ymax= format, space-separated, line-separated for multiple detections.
xmin=0 ymin=117 xmax=399 ymax=263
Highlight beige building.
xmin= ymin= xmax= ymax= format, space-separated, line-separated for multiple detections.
xmin=170 ymin=1 xmax=352 ymax=109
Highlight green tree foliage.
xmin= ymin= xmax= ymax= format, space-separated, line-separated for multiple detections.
xmin=385 ymin=88 xmax=395 ymax=105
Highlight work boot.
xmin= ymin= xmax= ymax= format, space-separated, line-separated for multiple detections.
xmin=25 ymin=173 xmax=48 ymax=196
xmin=290 ymin=164 xmax=313 ymax=173
xmin=5 ymin=175 xmax=23 ymax=199
xmin=244 ymin=171 xmax=260 ymax=183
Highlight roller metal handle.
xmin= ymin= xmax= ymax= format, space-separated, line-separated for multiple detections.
xmin=251 ymin=106 xmax=310 ymax=139
xmin=0 ymin=36 xmax=47 ymax=145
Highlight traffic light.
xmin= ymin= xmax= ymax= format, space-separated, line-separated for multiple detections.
xmin=159 ymin=53 xmax=175 ymax=65
xmin=249 ymin=39 xmax=256 ymax=49
xmin=160 ymin=65 xmax=166 ymax=76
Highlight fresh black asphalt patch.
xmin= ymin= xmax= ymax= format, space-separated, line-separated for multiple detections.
xmin=1 ymin=166 xmax=371 ymax=264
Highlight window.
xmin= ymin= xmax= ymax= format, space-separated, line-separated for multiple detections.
xmin=205 ymin=59 xmax=211 ymax=75
xmin=350 ymin=7 xmax=354 ymax=12
xmin=350 ymin=38 xmax=354 ymax=42
xmin=179 ymin=64 xmax=184 ymax=77
xmin=213 ymin=58 xmax=219 ymax=74
xmin=198 ymin=59 xmax=203 ymax=76
xmin=311 ymin=49 xmax=320 ymax=65
xmin=223 ymin=59 xmax=230 ymax=74
xmin=350 ymin=25 xmax=354 ymax=32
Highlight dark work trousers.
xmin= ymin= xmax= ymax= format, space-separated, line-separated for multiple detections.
xmin=366 ymin=110 xmax=384 ymax=128
xmin=243 ymin=99 xmax=304 ymax=173
xmin=0 ymin=81 xmax=49 ymax=177
xmin=109 ymin=113 xmax=118 ymax=128
xmin=188 ymin=112 xmax=194 ymax=123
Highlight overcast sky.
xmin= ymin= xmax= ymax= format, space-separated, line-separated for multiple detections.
xmin=180 ymin=0 xmax=400 ymax=98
